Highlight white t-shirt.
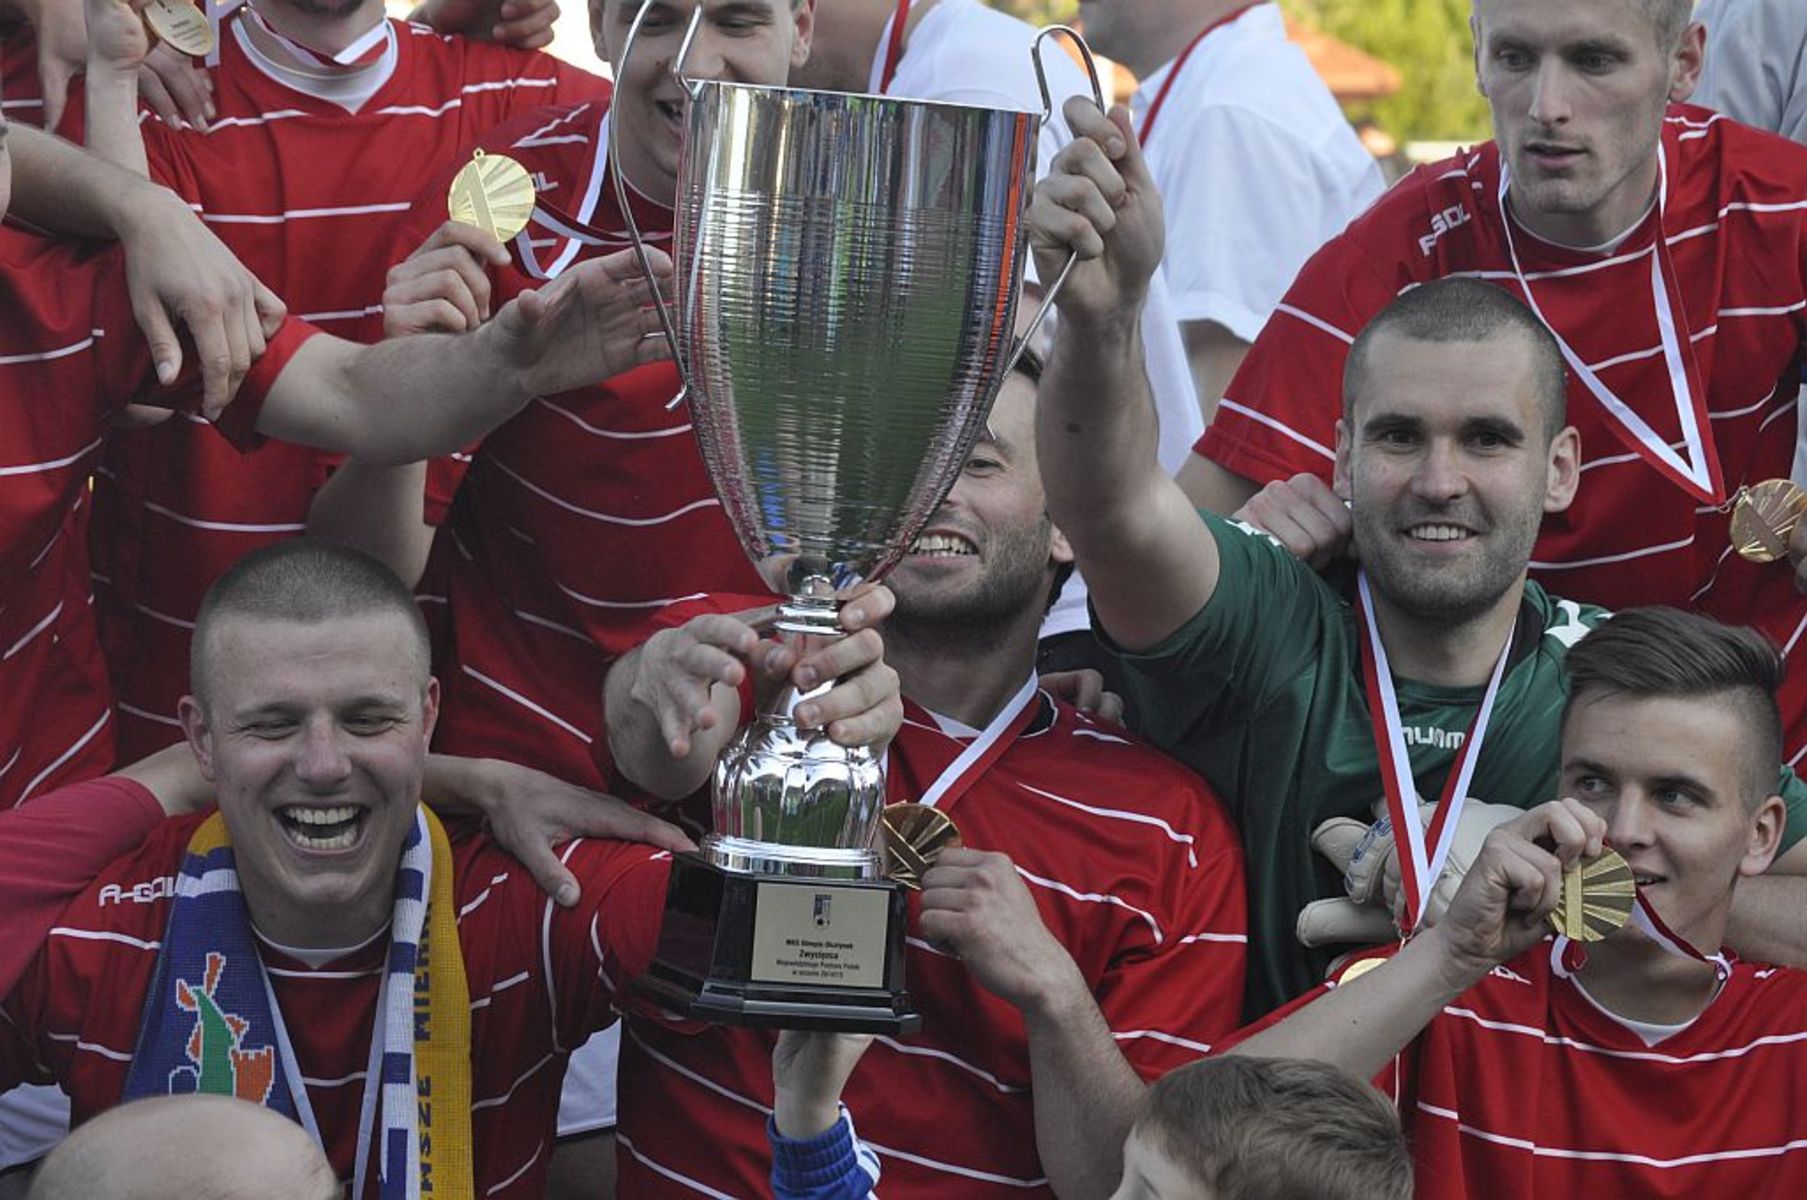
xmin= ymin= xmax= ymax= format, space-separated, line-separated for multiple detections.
xmin=1130 ymin=3 xmax=1384 ymax=343
xmin=1694 ymin=0 xmax=1807 ymax=145
xmin=880 ymin=0 xmax=1205 ymax=638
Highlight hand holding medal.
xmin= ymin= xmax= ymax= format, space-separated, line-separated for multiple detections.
xmin=142 ymin=0 xmax=214 ymax=58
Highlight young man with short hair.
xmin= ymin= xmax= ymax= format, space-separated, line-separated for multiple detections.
xmin=1228 ymin=608 xmax=1807 ymax=1196
xmin=0 ymin=538 xmax=899 ymax=1198
xmin=1024 ymin=104 xmax=1807 ymax=1013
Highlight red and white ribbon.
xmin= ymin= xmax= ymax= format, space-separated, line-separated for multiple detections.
xmin=1497 ymin=149 xmax=1724 ymax=504
xmin=1357 ymin=571 xmax=1515 ymax=931
xmin=913 ymin=675 xmax=1041 ymax=812
xmin=1137 ymin=2 xmax=1263 ymax=146
xmin=873 ymin=0 xmax=912 ymax=96
xmin=1551 ymin=889 xmax=1733 ymax=981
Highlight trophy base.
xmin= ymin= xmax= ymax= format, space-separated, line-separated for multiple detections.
xmin=640 ymin=851 xmax=921 ymax=1034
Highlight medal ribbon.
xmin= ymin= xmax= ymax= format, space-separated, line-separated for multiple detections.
xmin=1551 ymin=888 xmax=1733 ymax=982
xmin=874 ymin=0 xmax=912 ymax=95
xmin=1137 ymin=2 xmax=1263 ymax=145
xmin=516 ymin=115 xmax=670 ymax=282
xmin=910 ymin=674 xmax=1042 ymax=812
xmin=1497 ymin=148 xmax=1724 ymax=504
xmin=1356 ymin=571 xmax=1516 ymax=931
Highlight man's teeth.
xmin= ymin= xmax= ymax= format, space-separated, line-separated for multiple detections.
xmin=279 ymin=806 xmax=361 ymax=850
xmin=1408 ymin=524 xmax=1470 ymax=542
xmin=912 ymin=534 xmax=976 ymax=557
xmin=1633 ymin=874 xmax=1664 ymax=886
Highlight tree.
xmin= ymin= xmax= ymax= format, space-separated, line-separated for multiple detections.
xmin=984 ymin=0 xmax=1490 ymax=144
xmin=1282 ymin=0 xmax=1490 ymax=142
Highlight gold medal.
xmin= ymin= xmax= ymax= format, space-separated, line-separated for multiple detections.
xmin=143 ymin=0 xmax=215 ymax=58
xmin=1547 ymin=849 xmax=1637 ymax=943
xmin=446 ymin=150 xmax=537 ymax=243
xmin=1337 ymin=956 xmax=1387 ymax=984
xmin=882 ymin=802 xmax=962 ymax=891
xmin=1729 ymin=479 xmax=1807 ymax=563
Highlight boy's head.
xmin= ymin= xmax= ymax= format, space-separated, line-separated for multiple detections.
xmin=1559 ymin=608 xmax=1789 ymax=950
xmin=1112 ymin=1056 xmax=1411 ymax=1200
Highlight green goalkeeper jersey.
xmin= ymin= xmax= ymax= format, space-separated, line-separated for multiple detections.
xmin=1110 ymin=511 xmax=1807 ymax=1016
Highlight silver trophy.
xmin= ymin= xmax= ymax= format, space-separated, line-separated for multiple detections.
xmin=616 ymin=3 xmax=1100 ymax=1030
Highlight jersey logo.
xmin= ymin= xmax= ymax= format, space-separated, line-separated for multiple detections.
xmin=170 ymin=951 xmax=277 ymax=1105
xmin=1417 ymin=204 xmax=1472 ymax=256
xmin=530 ymin=171 xmax=556 ymax=195
xmin=98 ymin=876 xmax=176 ymax=906
xmin=1227 ymin=517 xmax=1288 ymax=554
xmin=1545 ymin=599 xmax=1609 ymax=650
xmin=1488 ymin=964 xmax=1531 ymax=986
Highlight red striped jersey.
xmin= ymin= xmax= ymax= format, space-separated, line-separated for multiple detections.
xmin=392 ymin=100 xmax=769 ymax=791
xmin=1198 ymin=108 xmax=1807 ymax=758
xmin=1239 ymin=945 xmax=1807 ymax=1198
xmin=88 ymin=16 xmax=609 ymax=764
xmin=0 ymin=227 xmax=309 ymax=810
xmin=0 ymin=797 xmax=670 ymax=1198
xmin=615 ymin=691 xmax=1248 ymax=1198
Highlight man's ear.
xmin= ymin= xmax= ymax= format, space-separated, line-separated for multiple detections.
xmin=1332 ymin=417 xmax=1354 ymax=501
xmin=1049 ymin=522 xmax=1075 ymax=569
xmin=1669 ymin=22 xmax=1705 ymax=104
xmin=791 ymin=0 xmax=817 ymax=70
xmin=1543 ymin=425 xmax=1581 ymax=514
xmin=1739 ymin=794 xmax=1788 ymax=878
xmin=1471 ymin=13 xmax=1486 ymax=97
xmin=422 ymin=677 xmax=442 ymax=744
xmin=178 ymin=696 xmax=217 ymax=782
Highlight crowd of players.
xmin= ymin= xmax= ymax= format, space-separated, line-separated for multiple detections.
xmin=2 ymin=0 xmax=1807 ymax=1196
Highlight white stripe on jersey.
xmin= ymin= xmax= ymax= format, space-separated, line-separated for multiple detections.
xmin=44 ymin=1032 xmax=134 ymax=1061
xmin=1417 ymin=1100 xmax=1807 ymax=1168
xmin=134 ymin=496 xmax=307 ymax=533
xmin=4 ymin=601 xmax=63 ymax=660
xmin=0 ymin=437 xmax=102 ymax=477
xmin=116 ymin=701 xmax=183 ymax=729
xmin=298 ymin=1069 xmax=369 ymax=1087
xmin=1529 ymin=534 xmax=1693 ymax=571
xmin=862 ymin=1139 xmax=1048 ymax=1188
xmin=1442 ymin=1004 xmax=1807 ymax=1064
xmin=869 ymin=1035 xmax=1029 ymax=1095
xmin=1782 ymin=609 xmax=1807 ymax=659
xmin=1111 ymin=1028 xmax=1213 ymax=1055
xmin=616 ymin=1134 xmax=743 ymax=1200
xmin=1721 ymin=300 xmax=1807 ymax=318
xmin=201 ymin=201 xmax=414 ymax=225
xmin=470 ymin=1050 xmax=556 ymax=1112
xmin=1013 ymin=865 xmax=1164 ymax=945
xmin=627 ymin=1026 xmax=772 ymax=1114
xmin=535 ymin=398 xmax=691 ymax=440
xmin=1016 ymin=782 xmax=1204 ymax=868
xmin=485 ymin=1138 xmax=546 ymax=1196
xmin=512 ymin=609 xmax=591 ymax=644
xmin=0 ymin=337 xmax=96 ymax=366
xmin=1273 ymin=301 xmax=1356 ymax=345
xmin=130 ymin=601 xmax=196 ymax=630
xmin=488 ymin=457 xmax=722 ymax=527
xmin=20 ymin=710 xmax=111 ymax=802
xmin=48 ymin=927 xmax=160 ymax=950
xmin=459 ymin=665 xmax=592 ymax=744
xmin=1214 ymin=398 xmax=1336 ymax=463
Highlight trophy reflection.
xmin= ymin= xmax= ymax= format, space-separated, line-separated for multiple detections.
xmin=614 ymin=3 xmax=1097 ymax=1031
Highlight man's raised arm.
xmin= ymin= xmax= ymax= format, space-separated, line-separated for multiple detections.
xmin=1029 ymin=99 xmax=1222 ymax=653
xmin=253 ymin=248 xmax=672 ymax=463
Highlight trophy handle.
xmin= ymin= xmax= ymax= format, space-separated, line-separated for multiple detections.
xmin=1009 ymin=25 xmax=1110 ymax=377
xmin=607 ymin=0 xmax=702 ymax=407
